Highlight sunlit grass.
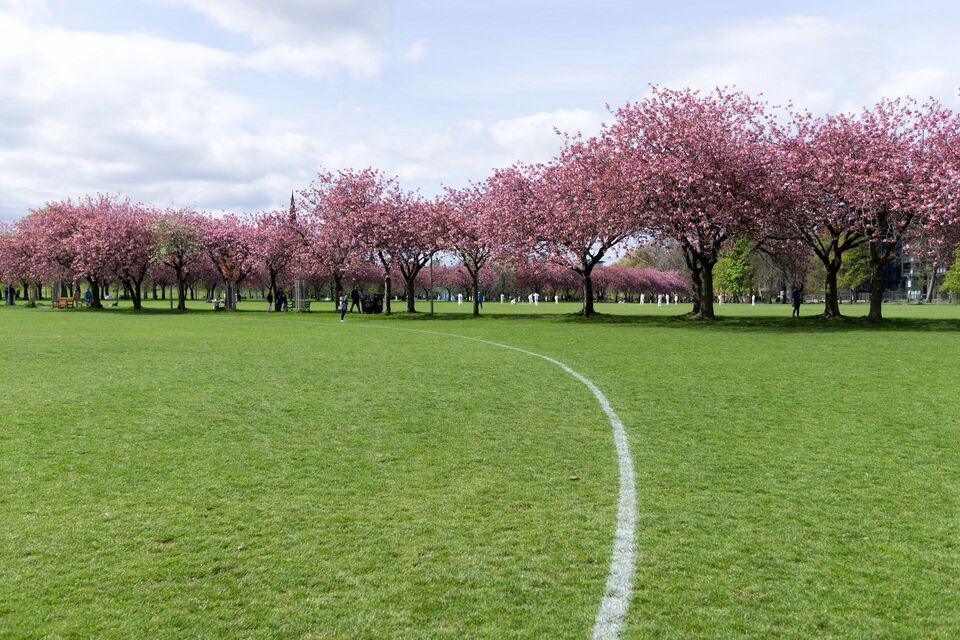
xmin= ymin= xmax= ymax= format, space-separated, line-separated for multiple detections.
xmin=1 ymin=301 xmax=959 ymax=638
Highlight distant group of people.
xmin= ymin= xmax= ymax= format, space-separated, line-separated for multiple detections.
xmin=336 ymin=287 xmax=366 ymax=321
xmin=266 ymin=288 xmax=289 ymax=312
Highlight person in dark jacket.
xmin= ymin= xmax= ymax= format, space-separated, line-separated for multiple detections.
xmin=350 ymin=287 xmax=361 ymax=313
xmin=266 ymin=290 xmax=274 ymax=312
xmin=791 ymin=285 xmax=803 ymax=318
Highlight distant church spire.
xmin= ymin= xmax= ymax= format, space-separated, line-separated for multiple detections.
xmin=289 ymin=190 xmax=296 ymax=221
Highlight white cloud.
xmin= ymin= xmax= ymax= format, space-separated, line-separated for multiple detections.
xmin=245 ymin=39 xmax=382 ymax=78
xmin=0 ymin=14 xmax=320 ymax=217
xmin=668 ymin=15 xmax=960 ymax=113
xmin=489 ymin=109 xmax=603 ymax=161
xmin=308 ymin=111 xmax=607 ymax=194
xmin=165 ymin=0 xmax=388 ymax=78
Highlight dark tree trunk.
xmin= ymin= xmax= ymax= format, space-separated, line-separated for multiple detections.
xmin=403 ymin=269 xmax=420 ymax=313
xmin=867 ymin=242 xmax=885 ymax=322
xmin=694 ymin=261 xmax=716 ymax=320
xmin=581 ymin=268 xmax=596 ymax=317
xmin=690 ymin=268 xmax=703 ymax=316
xmin=405 ymin=276 xmax=418 ymax=313
xmin=682 ymin=245 xmax=704 ymax=317
xmin=89 ymin=278 xmax=103 ymax=309
xmin=176 ymin=269 xmax=187 ymax=311
xmin=130 ymin=280 xmax=143 ymax=310
xmin=823 ymin=265 xmax=841 ymax=318
xmin=224 ymin=280 xmax=237 ymax=311
xmin=471 ymin=271 xmax=480 ymax=317
xmin=384 ymin=274 xmax=392 ymax=315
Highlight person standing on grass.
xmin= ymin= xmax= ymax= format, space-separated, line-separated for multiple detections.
xmin=350 ymin=287 xmax=361 ymax=314
xmin=477 ymin=291 xmax=484 ymax=309
xmin=338 ymin=293 xmax=347 ymax=322
xmin=791 ymin=285 xmax=803 ymax=318
xmin=266 ymin=290 xmax=274 ymax=312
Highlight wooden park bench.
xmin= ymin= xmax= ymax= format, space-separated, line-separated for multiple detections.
xmin=52 ymin=297 xmax=75 ymax=309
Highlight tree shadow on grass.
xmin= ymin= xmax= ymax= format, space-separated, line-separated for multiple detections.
xmin=378 ymin=309 xmax=960 ymax=333
xmin=11 ymin=303 xmax=959 ymax=333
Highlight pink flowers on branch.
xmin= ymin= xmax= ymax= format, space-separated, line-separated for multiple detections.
xmin=443 ymin=183 xmax=498 ymax=316
xmin=606 ymin=86 xmax=775 ymax=320
xmin=492 ymin=133 xmax=638 ymax=317
xmin=198 ymin=215 xmax=256 ymax=312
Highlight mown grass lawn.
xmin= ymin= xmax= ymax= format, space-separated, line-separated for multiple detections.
xmin=2 ymin=300 xmax=959 ymax=639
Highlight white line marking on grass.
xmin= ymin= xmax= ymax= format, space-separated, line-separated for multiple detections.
xmin=363 ymin=324 xmax=636 ymax=640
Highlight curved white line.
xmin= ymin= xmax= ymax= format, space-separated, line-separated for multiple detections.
xmin=362 ymin=324 xmax=636 ymax=639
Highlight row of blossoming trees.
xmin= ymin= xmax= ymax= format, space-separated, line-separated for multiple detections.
xmin=2 ymin=87 xmax=959 ymax=320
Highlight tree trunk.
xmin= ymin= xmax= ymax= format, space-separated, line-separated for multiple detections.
xmin=130 ymin=280 xmax=143 ymax=310
xmin=384 ymin=274 xmax=392 ymax=315
xmin=581 ymin=268 xmax=596 ymax=317
xmin=405 ymin=275 xmax=417 ymax=313
xmin=823 ymin=265 xmax=841 ymax=318
xmin=866 ymin=241 xmax=886 ymax=322
xmin=89 ymin=278 xmax=103 ymax=309
xmin=925 ymin=267 xmax=937 ymax=303
xmin=690 ymin=268 xmax=702 ymax=316
xmin=694 ymin=261 xmax=716 ymax=320
xmin=176 ymin=270 xmax=187 ymax=311
xmin=471 ymin=271 xmax=480 ymax=317
xmin=224 ymin=280 xmax=237 ymax=311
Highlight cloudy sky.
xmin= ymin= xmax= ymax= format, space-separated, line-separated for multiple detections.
xmin=2 ymin=0 xmax=959 ymax=220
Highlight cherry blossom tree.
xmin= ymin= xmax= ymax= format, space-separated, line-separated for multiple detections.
xmin=151 ymin=209 xmax=204 ymax=311
xmin=771 ymin=111 xmax=865 ymax=317
xmin=801 ymin=99 xmax=950 ymax=320
xmin=4 ymin=218 xmax=46 ymax=306
xmin=444 ymin=183 xmax=499 ymax=316
xmin=393 ymin=195 xmax=445 ymax=313
xmin=298 ymin=169 xmax=386 ymax=301
xmin=0 ymin=224 xmax=19 ymax=303
xmin=345 ymin=172 xmax=409 ymax=315
xmin=71 ymin=196 xmax=159 ymax=310
xmin=919 ymin=104 xmax=960 ymax=282
xmin=199 ymin=214 xmax=255 ymax=311
xmin=607 ymin=86 xmax=775 ymax=319
xmin=252 ymin=209 xmax=300 ymax=300
xmin=497 ymin=135 xmax=639 ymax=316
xmin=16 ymin=202 xmax=83 ymax=304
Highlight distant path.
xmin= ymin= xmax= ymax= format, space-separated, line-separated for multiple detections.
xmin=362 ymin=324 xmax=636 ymax=640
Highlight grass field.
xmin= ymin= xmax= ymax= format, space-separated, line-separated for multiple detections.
xmin=2 ymin=300 xmax=959 ymax=639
